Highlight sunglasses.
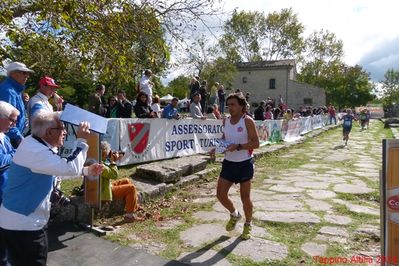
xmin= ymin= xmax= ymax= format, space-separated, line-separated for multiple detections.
xmin=50 ymin=126 xmax=66 ymax=131
xmin=17 ymin=71 xmax=30 ymax=76
xmin=7 ymin=117 xmax=17 ymax=124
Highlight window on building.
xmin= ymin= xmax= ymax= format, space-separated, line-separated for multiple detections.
xmin=242 ymin=77 xmax=247 ymax=83
xmin=304 ymin=98 xmax=313 ymax=105
xmin=269 ymin=78 xmax=276 ymax=89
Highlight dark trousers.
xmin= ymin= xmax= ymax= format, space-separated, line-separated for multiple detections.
xmin=0 ymin=229 xmax=10 ymax=266
xmin=0 ymin=227 xmax=47 ymax=266
xmin=219 ymin=100 xmax=225 ymax=113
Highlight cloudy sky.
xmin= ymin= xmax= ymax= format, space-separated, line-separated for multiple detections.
xmin=225 ymin=0 xmax=399 ymax=82
xmin=166 ymin=0 xmax=399 ymax=84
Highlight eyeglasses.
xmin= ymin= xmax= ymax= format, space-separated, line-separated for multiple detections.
xmin=7 ymin=117 xmax=17 ymax=124
xmin=16 ymin=71 xmax=30 ymax=76
xmin=50 ymin=126 xmax=66 ymax=131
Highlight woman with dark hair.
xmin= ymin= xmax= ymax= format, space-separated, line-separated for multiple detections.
xmin=199 ymin=80 xmax=208 ymax=113
xmin=214 ymin=93 xmax=259 ymax=240
xmin=134 ymin=92 xmax=156 ymax=118
xmin=264 ymin=105 xmax=273 ymax=120
xmin=206 ymin=106 xmax=216 ymax=119
xmin=273 ymin=107 xmax=281 ymax=120
xmin=105 ymin=96 xmax=119 ymax=118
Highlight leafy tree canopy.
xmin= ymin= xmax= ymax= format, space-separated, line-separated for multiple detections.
xmin=380 ymin=68 xmax=399 ymax=107
xmin=219 ymin=8 xmax=304 ymax=63
xmin=0 ymin=0 xmax=220 ymax=106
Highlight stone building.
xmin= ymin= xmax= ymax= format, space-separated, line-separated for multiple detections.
xmin=231 ymin=59 xmax=326 ymax=110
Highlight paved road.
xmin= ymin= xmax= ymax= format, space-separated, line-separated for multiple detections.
xmin=175 ymin=120 xmax=384 ymax=265
xmin=47 ymin=223 xmax=185 ymax=266
xmin=48 ymin=120 xmax=386 ymax=265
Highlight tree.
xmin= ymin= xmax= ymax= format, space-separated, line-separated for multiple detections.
xmin=298 ymin=29 xmax=348 ymax=106
xmin=177 ymin=34 xmax=218 ymax=77
xmin=219 ymin=10 xmax=265 ymax=62
xmin=330 ymin=65 xmax=375 ymax=108
xmin=0 ymin=0 xmax=221 ymax=106
xmin=302 ymin=63 xmax=374 ymax=108
xmin=263 ymin=8 xmax=305 ymax=60
xmin=200 ymin=57 xmax=238 ymax=89
xmin=219 ymin=8 xmax=305 ymax=63
xmin=167 ymin=75 xmax=191 ymax=99
xmin=299 ymin=29 xmax=344 ymax=81
xmin=381 ymin=69 xmax=399 ymax=107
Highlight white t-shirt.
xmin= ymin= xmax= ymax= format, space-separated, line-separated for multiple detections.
xmin=224 ymin=116 xmax=252 ymax=162
xmin=139 ymin=75 xmax=153 ymax=97
xmin=151 ymin=103 xmax=162 ymax=118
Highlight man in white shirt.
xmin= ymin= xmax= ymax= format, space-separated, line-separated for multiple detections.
xmin=190 ymin=93 xmax=206 ymax=119
xmin=28 ymin=76 xmax=61 ymax=122
xmin=0 ymin=112 xmax=103 ymax=265
xmin=139 ymin=69 xmax=154 ymax=105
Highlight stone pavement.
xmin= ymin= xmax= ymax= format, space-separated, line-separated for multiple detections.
xmin=170 ymin=120 xmax=385 ymax=264
xmin=51 ymin=120 xmax=387 ymax=265
xmin=47 ymin=223 xmax=184 ymax=266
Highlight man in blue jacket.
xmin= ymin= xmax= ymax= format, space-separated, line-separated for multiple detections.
xmin=0 ymin=62 xmax=34 ymax=147
xmin=162 ymin=97 xmax=180 ymax=119
xmin=0 ymin=101 xmax=19 ymax=266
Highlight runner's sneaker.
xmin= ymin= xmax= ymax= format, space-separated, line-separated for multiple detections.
xmin=225 ymin=212 xmax=242 ymax=231
xmin=241 ymin=223 xmax=252 ymax=240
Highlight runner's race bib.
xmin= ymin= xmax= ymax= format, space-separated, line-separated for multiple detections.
xmin=344 ymin=119 xmax=352 ymax=127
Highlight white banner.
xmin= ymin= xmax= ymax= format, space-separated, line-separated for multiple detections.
xmin=62 ymin=115 xmax=331 ymax=166
xmin=255 ymin=120 xmax=284 ymax=145
xmin=117 ymin=118 xmax=223 ymax=165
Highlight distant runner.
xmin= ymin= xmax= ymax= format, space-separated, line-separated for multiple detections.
xmin=339 ymin=109 xmax=357 ymax=146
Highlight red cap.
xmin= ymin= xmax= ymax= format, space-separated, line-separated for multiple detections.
xmin=38 ymin=76 xmax=60 ymax=88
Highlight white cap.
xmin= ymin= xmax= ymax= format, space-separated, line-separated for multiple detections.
xmin=6 ymin=62 xmax=34 ymax=74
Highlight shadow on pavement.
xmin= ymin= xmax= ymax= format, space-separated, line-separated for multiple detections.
xmin=47 ymin=222 xmax=186 ymax=266
xmin=48 ymin=222 xmax=87 ymax=252
xmin=333 ymin=144 xmax=346 ymax=150
xmin=175 ymin=235 xmax=242 ymax=265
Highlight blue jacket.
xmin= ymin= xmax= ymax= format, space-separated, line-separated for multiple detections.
xmin=0 ymin=134 xmax=15 ymax=205
xmin=0 ymin=77 xmax=26 ymax=142
xmin=162 ymin=103 xmax=178 ymax=119
xmin=0 ymin=136 xmax=88 ymax=230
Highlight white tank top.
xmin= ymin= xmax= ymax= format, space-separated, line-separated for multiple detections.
xmin=224 ymin=116 xmax=253 ymax=162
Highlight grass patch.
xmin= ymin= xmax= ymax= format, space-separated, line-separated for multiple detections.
xmin=95 ymin=120 xmax=390 ymax=264
xmin=60 ymin=177 xmax=82 ymax=196
xmin=336 ymin=191 xmax=380 ymax=203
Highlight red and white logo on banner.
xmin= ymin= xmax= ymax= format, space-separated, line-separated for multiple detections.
xmin=388 ymin=195 xmax=399 ymax=210
xmin=128 ymin=123 xmax=150 ymax=154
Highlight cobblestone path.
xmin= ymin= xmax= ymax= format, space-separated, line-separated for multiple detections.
xmin=114 ymin=120 xmax=390 ymax=265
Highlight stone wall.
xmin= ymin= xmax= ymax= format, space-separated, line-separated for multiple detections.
xmin=232 ymin=67 xmax=290 ymax=106
xmin=232 ymin=67 xmax=325 ymax=111
xmin=287 ymin=80 xmax=326 ymax=110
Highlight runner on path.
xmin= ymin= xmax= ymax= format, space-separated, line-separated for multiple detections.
xmin=215 ymin=93 xmax=259 ymax=240
xmin=339 ymin=108 xmax=357 ymax=146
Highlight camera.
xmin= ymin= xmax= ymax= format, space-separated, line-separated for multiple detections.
xmin=109 ymin=150 xmax=125 ymax=159
xmin=112 ymin=151 xmax=125 ymax=156
xmin=50 ymin=188 xmax=71 ymax=206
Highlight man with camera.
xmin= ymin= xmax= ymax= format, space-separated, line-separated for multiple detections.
xmin=0 ymin=111 xmax=103 ymax=266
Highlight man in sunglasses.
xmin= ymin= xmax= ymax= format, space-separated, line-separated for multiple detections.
xmin=0 ymin=62 xmax=34 ymax=148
